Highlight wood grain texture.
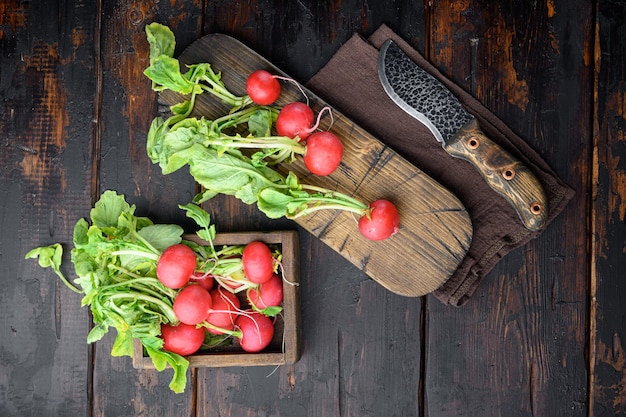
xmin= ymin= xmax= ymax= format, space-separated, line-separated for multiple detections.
xmin=0 ymin=1 xmax=97 ymax=415
xmin=425 ymin=1 xmax=591 ymax=416
xmin=448 ymin=118 xmax=549 ymax=230
xmin=197 ymin=242 xmax=422 ymax=417
xmin=91 ymin=1 xmax=203 ymax=415
xmin=2 ymin=0 xmax=624 ymax=416
xmin=201 ymin=0 xmax=425 ymax=82
xmin=159 ymin=33 xmax=473 ymax=297
xmin=194 ymin=7 xmax=426 ymax=417
xmin=591 ymin=2 xmax=626 ymax=415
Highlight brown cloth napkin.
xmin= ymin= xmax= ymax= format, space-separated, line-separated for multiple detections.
xmin=306 ymin=25 xmax=574 ymax=306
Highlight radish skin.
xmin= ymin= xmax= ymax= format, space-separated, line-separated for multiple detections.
xmin=161 ymin=323 xmax=206 ymax=356
xmin=206 ymin=288 xmax=241 ymax=335
xmin=303 ymin=131 xmax=343 ymax=176
xmin=358 ymin=200 xmax=400 ymax=241
xmin=173 ymin=285 xmax=213 ymax=325
xmin=247 ymin=273 xmax=283 ymax=310
xmin=246 ymin=70 xmax=281 ymax=105
xmin=242 ymin=241 xmax=275 ymax=284
xmin=156 ymin=244 xmax=197 ymax=289
xmin=190 ymin=271 xmax=214 ymax=291
xmin=276 ymin=102 xmax=315 ymax=140
xmin=235 ymin=311 xmax=275 ymax=353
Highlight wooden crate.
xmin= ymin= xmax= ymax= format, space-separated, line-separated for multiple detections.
xmin=132 ymin=230 xmax=301 ymax=368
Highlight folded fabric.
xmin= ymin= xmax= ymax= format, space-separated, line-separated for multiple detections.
xmin=306 ymin=25 xmax=574 ymax=306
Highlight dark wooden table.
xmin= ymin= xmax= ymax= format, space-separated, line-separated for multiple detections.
xmin=1 ymin=1 xmax=624 ymax=416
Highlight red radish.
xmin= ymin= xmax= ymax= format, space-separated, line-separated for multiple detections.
xmin=235 ymin=311 xmax=275 ymax=353
xmin=190 ymin=271 xmax=214 ymax=291
xmin=247 ymin=273 xmax=283 ymax=310
xmin=206 ymin=288 xmax=241 ymax=335
xmin=303 ymin=131 xmax=343 ymax=176
xmin=276 ymin=102 xmax=314 ymax=140
xmin=242 ymin=241 xmax=275 ymax=284
xmin=358 ymin=200 xmax=400 ymax=241
xmin=156 ymin=244 xmax=197 ymax=289
xmin=246 ymin=70 xmax=281 ymax=105
xmin=161 ymin=323 xmax=205 ymax=356
xmin=173 ymin=285 xmax=212 ymax=325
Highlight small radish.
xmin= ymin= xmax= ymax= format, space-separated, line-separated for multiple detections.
xmin=246 ymin=70 xmax=281 ymax=105
xmin=206 ymin=288 xmax=241 ymax=335
xmin=161 ymin=323 xmax=205 ymax=356
xmin=358 ymin=200 xmax=400 ymax=241
xmin=242 ymin=241 xmax=275 ymax=284
xmin=235 ymin=311 xmax=275 ymax=353
xmin=173 ymin=284 xmax=212 ymax=325
xmin=247 ymin=273 xmax=283 ymax=311
xmin=276 ymin=102 xmax=315 ymax=140
xmin=156 ymin=244 xmax=197 ymax=289
xmin=189 ymin=271 xmax=214 ymax=291
xmin=303 ymin=131 xmax=343 ymax=176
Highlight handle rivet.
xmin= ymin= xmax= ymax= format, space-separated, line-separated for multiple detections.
xmin=467 ymin=137 xmax=480 ymax=149
xmin=530 ymin=202 xmax=543 ymax=215
xmin=502 ymin=168 xmax=515 ymax=180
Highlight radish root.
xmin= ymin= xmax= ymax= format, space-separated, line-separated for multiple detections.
xmin=273 ymin=75 xmax=309 ymax=106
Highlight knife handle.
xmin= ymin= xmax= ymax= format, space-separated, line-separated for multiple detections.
xmin=445 ymin=118 xmax=549 ymax=231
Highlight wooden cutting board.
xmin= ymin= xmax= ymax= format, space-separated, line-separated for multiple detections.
xmin=158 ymin=34 xmax=473 ymax=297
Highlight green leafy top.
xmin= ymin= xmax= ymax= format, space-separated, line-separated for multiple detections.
xmin=144 ymin=23 xmax=251 ymax=109
xmin=143 ymin=23 xmax=369 ymax=223
xmin=27 ymin=191 xmax=188 ymax=392
xmin=24 ymin=191 xmax=247 ymax=394
xmin=145 ymin=22 xmax=175 ymax=65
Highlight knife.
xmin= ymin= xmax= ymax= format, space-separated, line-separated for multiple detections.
xmin=378 ymin=40 xmax=548 ymax=231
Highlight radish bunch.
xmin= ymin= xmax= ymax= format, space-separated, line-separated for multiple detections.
xmin=248 ymin=70 xmax=398 ymax=238
xmin=156 ymin=240 xmax=286 ymax=356
xmin=26 ymin=190 xmax=294 ymax=394
xmin=246 ymin=70 xmax=344 ymax=176
xmin=144 ymin=23 xmax=401 ymax=242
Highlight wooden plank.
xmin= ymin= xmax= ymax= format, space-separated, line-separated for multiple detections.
xmin=201 ymin=0 xmax=426 ymax=82
xmin=424 ymin=1 xmax=590 ymax=416
xmin=590 ymin=1 xmax=626 ymax=415
xmin=197 ymin=243 xmax=422 ymax=417
xmin=91 ymin=1 xmax=203 ymax=415
xmin=6 ymin=0 xmax=620 ymax=416
xmin=0 ymin=1 xmax=98 ymax=416
xmin=195 ymin=5 xmax=426 ymax=417
xmin=159 ymin=33 xmax=473 ymax=298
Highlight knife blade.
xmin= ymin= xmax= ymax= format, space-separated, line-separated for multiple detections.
xmin=378 ymin=40 xmax=548 ymax=231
